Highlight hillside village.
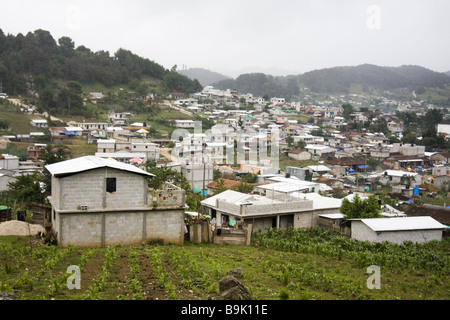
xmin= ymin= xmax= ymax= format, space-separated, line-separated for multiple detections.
xmin=0 ymin=82 xmax=449 ymax=247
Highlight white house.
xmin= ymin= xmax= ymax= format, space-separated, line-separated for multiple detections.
xmin=175 ymin=120 xmax=195 ymax=128
xmin=304 ymin=144 xmax=337 ymax=157
xmin=97 ymin=139 xmax=117 ymax=153
xmin=380 ymin=170 xmax=422 ymax=186
xmin=77 ymin=122 xmax=109 ymax=131
xmin=387 ymin=121 xmax=403 ymax=133
xmin=287 ymin=149 xmax=312 ymax=161
xmin=131 ymin=142 xmax=160 ymax=161
xmin=30 ymin=119 xmax=48 ymax=128
xmin=437 ymin=120 xmax=450 ymax=136
xmin=0 ymin=154 xmax=19 ymax=172
xmin=350 ymin=216 xmax=446 ymax=244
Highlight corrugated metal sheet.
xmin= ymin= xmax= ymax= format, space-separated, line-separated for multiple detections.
xmin=358 ymin=216 xmax=446 ymax=232
xmin=45 ymin=156 xmax=154 ymax=177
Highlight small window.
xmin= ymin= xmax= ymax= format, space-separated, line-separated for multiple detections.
xmin=106 ymin=178 xmax=117 ymax=193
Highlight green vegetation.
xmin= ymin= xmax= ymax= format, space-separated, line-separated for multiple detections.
xmin=0 ymin=227 xmax=448 ymax=300
xmin=340 ymin=194 xmax=382 ymax=220
xmin=213 ymin=64 xmax=450 ymax=101
xmin=0 ymin=28 xmax=202 ymax=117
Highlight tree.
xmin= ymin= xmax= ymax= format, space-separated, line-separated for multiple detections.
xmin=237 ymin=181 xmax=254 ymax=193
xmin=213 ymin=168 xmax=222 ymax=181
xmin=144 ymin=162 xmax=190 ymax=192
xmin=7 ymin=173 xmax=43 ymax=204
xmin=400 ymin=174 xmax=416 ymax=189
xmin=342 ymin=104 xmax=355 ymax=123
xmin=295 ymin=139 xmax=306 ymax=149
xmin=366 ymin=157 xmax=380 ymax=171
xmin=242 ymin=173 xmax=258 ymax=184
xmin=39 ymin=144 xmax=70 ymax=192
xmin=214 ymin=178 xmax=228 ymax=194
xmin=423 ymin=108 xmax=443 ymax=129
xmin=58 ymin=36 xmax=75 ymax=57
xmin=285 ymin=135 xmax=294 ymax=149
xmin=340 ymin=194 xmax=381 ymax=221
xmin=237 ymin=116 xmax=244 ymax=129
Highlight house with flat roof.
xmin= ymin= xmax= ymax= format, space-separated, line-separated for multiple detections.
xmin=175 ymin=119 xmax=195 ymax=128
xmin=30 ymin=119 xmax=48 ymax=128
xmin=201 ymin=189 xmax=342 ymax=231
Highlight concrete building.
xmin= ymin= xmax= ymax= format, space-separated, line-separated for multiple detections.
xmin=201 ymin=189 xmax=342 ymax=231
xmin=97 ymin=139 xmax=117 ymax=153
xmin=304 ymin=144 xmax=337 ymax=158
xmin=349 ymin=216 xmax=446 ymax=244
xmin=287 ymin=149 xmax=312 ymax=161
xmin=180 ymin=160 xmax=213 ymax=193
xmin=0 ymin=154 xmax=19 ymax=173
xmin=97 ymin=139 xmax=160 ymax=162
xmin=380 ymin=170 xmax=422 ymax=186
xmin=0 ymin=169 xmax=16 ymax=192
xmin=45 ymin=156 xmax=186 ymax=248
xmin=284 ymin=166 xmax=313 ymax=181
xmin=30 ymin=119 xmax=48 ymax=128
xmin=175 ymin=120 xmax=195 ymax=128
xmin=131 ymin=142 xmax=160 ymax=161
xmin=77 ymin=122 xmax=109 ymax=131
xmin=437 ymin=120 xmax=450 ymax=136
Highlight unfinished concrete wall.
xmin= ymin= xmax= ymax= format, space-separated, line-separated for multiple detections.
xmin=351 ymin=221 xmax=442 ymax=244
xmin=58 ymin=167 xmax=147 ymax=211
xmin=56 ymin=209 xmax=184 ymax=248
xmin=244 ymin=217 xmax=273 ymax=231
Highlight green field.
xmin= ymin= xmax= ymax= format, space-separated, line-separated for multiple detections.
xmin=0 ymin=227 xmax=448 ymax=301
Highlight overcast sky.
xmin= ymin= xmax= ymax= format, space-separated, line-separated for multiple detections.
xmin=1 ymin=0 xmax=449 ymax=77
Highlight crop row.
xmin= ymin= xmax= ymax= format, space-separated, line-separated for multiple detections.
xmin=253 ymin=227 xmax=450 ymax=275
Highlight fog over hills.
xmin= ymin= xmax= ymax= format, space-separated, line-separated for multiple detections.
xmin=204 ymin=64 xmax=450 ymax=98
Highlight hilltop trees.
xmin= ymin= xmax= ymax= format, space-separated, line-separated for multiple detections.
xmin=0 ymin=28 xmax=202 ymax=114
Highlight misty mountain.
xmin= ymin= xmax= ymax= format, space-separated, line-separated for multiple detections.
xmin=177 ymin=68 xmax=231 ymax=86
xmin=298 ymin=64 xmax=450 ymax=94
xmin=213 ymin=73 xmax=300 ymax=98
xmin=213 ymin=64 xmax=450 ymax=98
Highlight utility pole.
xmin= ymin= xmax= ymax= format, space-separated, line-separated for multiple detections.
xmin=202 ymin=157 xmax=206 ymax=196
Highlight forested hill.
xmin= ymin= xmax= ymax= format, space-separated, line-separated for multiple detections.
xmin=0 ymin=28 xmax=202 ymax=97
xmin=299 ymin=64 xmax=450 ymax=94
xmin=177 ymin=68 xmax=231 ymax=86
xmin=212 ymin=64 xmax=450 ymax=98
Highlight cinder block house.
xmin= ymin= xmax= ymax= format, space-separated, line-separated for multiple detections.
xmin=349 ymin=216 xmax=446 ymax=244
xmin=45 ymin=156 xmax=186 ymax=248
xmin=201 ymin=189 xmax=342 ymax=231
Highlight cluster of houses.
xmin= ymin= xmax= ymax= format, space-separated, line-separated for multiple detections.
xmin=1 ymin=86 xmax=449 ymax=248
xmin=33 ymin=154 xmax=447 ymax=248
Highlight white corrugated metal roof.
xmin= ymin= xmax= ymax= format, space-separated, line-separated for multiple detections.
xmin=291 ymin=192 xmax=342 ymax=210
xmin=319 ymin=213 xmax=344 ymax=219
xmin=307 ymin=165 xmax=331 ymax=172
xmin=45 ymin=156 xmax=154 ymax=177
xmin=382 ymin=170 xmax=418 ymax=177
xmin=201 ymin=190 xmax=253 ymax=207
xmin=357 ymin=216 xmax=446 ymax=232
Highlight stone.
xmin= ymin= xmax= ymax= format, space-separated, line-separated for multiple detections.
xmin=0 ymin=292 xmax=17 ymax=300
xmin=218 ymin=275 xmax=253 ymax=300
xmin=227 ymin=267 xmax=243 ymax=279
